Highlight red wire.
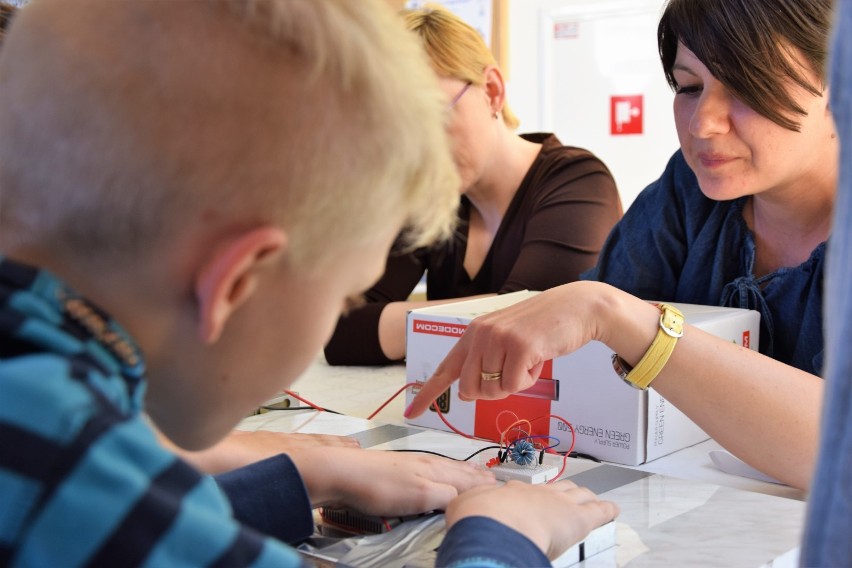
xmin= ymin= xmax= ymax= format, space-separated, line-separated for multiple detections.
xmin=282 ymin=390 xmax=326 ymax=411
xmin=364 ymin=381 xmax=483 ymax=441
xmin=366 ymin=386 xmax=577 ymax=465
xmin=364 ymin=384 xmax=489 ymax=442
xmin=548 ymin=451 xmax=570 ymax=484
xmin=287 ymin=384 xmax=576 ymax=481
xmin=534 ymin=414 xmax=575 ymax=483
xmin=297 ymin=382 xmax=480 ymax=441
xmin=366 ymin=382 xmax=421 ymax=420
xmin=432 ymin=401 xmax=478 ymax=440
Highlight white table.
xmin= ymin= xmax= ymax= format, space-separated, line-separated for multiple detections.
xmin=242 ymin=355 xmax=807 ymax=566
xmin=286 ymin=355 xmax=804 ymax=500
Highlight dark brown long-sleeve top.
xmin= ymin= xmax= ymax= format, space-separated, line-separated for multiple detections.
xmin=324 ymin=133 xmax=622 ymax=365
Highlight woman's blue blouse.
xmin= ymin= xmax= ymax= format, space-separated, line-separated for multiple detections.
xmin=583 ymin=150 xmax=825 ymax=375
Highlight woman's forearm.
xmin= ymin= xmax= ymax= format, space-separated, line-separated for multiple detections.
xmin=597 ymin=286 xmax=822 ymax=490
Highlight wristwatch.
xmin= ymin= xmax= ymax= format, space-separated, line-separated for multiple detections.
xmin=612 ymin=303 xmax=685 ymax=390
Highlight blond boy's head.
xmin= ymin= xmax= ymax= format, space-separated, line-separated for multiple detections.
xmin=0 ymin=0 xmax=458 ymax=270
xmin=0 ymin=0 xmax=459 ymax=447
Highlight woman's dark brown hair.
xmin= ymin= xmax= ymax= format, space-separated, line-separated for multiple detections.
xmin=658 ymin=0 xmax=834 ymax=131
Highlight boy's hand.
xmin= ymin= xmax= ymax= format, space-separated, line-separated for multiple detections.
xmin=445 ymin=480 xmax=619 ymax=560
xmin=290 ymin=447 xmax=496 ymax=516
xmin=163 ymin=429 xmax=359 ymax=474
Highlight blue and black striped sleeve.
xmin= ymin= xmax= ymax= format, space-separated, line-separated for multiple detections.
xmin=0 ymin=371 xmax=309 ymax=567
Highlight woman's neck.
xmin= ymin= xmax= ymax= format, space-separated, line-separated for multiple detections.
xmin=745 ymin=179 xmax=835 ymax=276
xmin=465 ymin=133 xmax=542 ymax=231
xmin=461 ymin=133 xmax=542 ymax=280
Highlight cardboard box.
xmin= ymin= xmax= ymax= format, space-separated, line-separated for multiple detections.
xmin=404 ymin=291 xmax=760 ymax=465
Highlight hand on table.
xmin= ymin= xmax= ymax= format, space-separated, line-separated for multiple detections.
xmin=166 ymin=429 xmax=359 ymax=474
xmin=289 ymin=447 xmax=496 ymax=516
xmin=445 ymin=479 xmax=619 ymax=560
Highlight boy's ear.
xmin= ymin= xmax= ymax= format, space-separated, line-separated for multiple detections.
xmin=194 ymin=227 xmax=288 ymax=344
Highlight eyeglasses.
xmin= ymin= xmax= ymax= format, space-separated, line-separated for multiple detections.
xmin=447 ymin=82 xmax=472 ymax=110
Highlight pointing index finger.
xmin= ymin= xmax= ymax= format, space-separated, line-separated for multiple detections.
xmin=405 ymin=340 xmax=467 ymax=418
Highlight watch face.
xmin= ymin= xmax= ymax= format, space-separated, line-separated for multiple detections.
xmin=613 ymin=306 xmax=684 ymax=392
xmin=612 ymin=353 xmax=643 ymax=390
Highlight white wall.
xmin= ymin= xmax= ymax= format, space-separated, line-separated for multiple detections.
xmin=506 ymin=0 xmax=679 ymax=210
xmin=506 ymin=0 xmax=553 ymax=133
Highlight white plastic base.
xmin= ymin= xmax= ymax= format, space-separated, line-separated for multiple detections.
xmin=552 ymin=520 xmax=617 ymax=567
xmin=491 ymin=461 xmax=560 ymax=484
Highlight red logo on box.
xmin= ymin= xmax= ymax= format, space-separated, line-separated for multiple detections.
xmin=472 ymin=361 xmax=558 ymax=443
xmin=742 ymin=330 xmax=750 ymax=348
xmin=412 ymin=319 xmax=467 ymax=337
xmin=611 ymin=95 xmax=643 ymax=135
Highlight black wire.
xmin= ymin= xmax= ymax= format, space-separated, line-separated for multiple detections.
xmin=461 ymin=445 xmax=502 ymax=461
xmin=390 ymin=446 xmax=502 ymax=462
xmin=391 ymin=447 xmax=602 ymax=466
xmin=391 ymin=449 xmax=459 ymax=460
xmin=257 ymin=406 xmax=343 ymax=415
xmin=566 ymin=451 xmax=601 ymax=463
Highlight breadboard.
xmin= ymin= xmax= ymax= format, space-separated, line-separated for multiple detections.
xmin=491 ymin=461 xmax=560 ymax=484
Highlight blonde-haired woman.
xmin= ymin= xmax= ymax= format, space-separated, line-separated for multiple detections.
xmin=326 ymin=7 xmax=622 ymax=365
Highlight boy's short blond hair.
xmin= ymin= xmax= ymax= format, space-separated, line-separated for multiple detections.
xmin=402 ymin=6 xmax=519 ymax=130
xmin=0 ymin=0 xmax=459 ymax=271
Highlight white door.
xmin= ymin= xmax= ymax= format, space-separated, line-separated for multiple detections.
xmin=539 ymin=0 xmax=679 ymax=210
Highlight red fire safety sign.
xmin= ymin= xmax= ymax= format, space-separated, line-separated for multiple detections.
xmin=610 ymin=95 xmax=643 ymax=135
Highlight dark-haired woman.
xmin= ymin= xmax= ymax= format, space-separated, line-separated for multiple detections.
xmin=408 ymin=0 xmax=835 ymax=492
xmin=583 ymin=0 xmax=835 ymax=377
